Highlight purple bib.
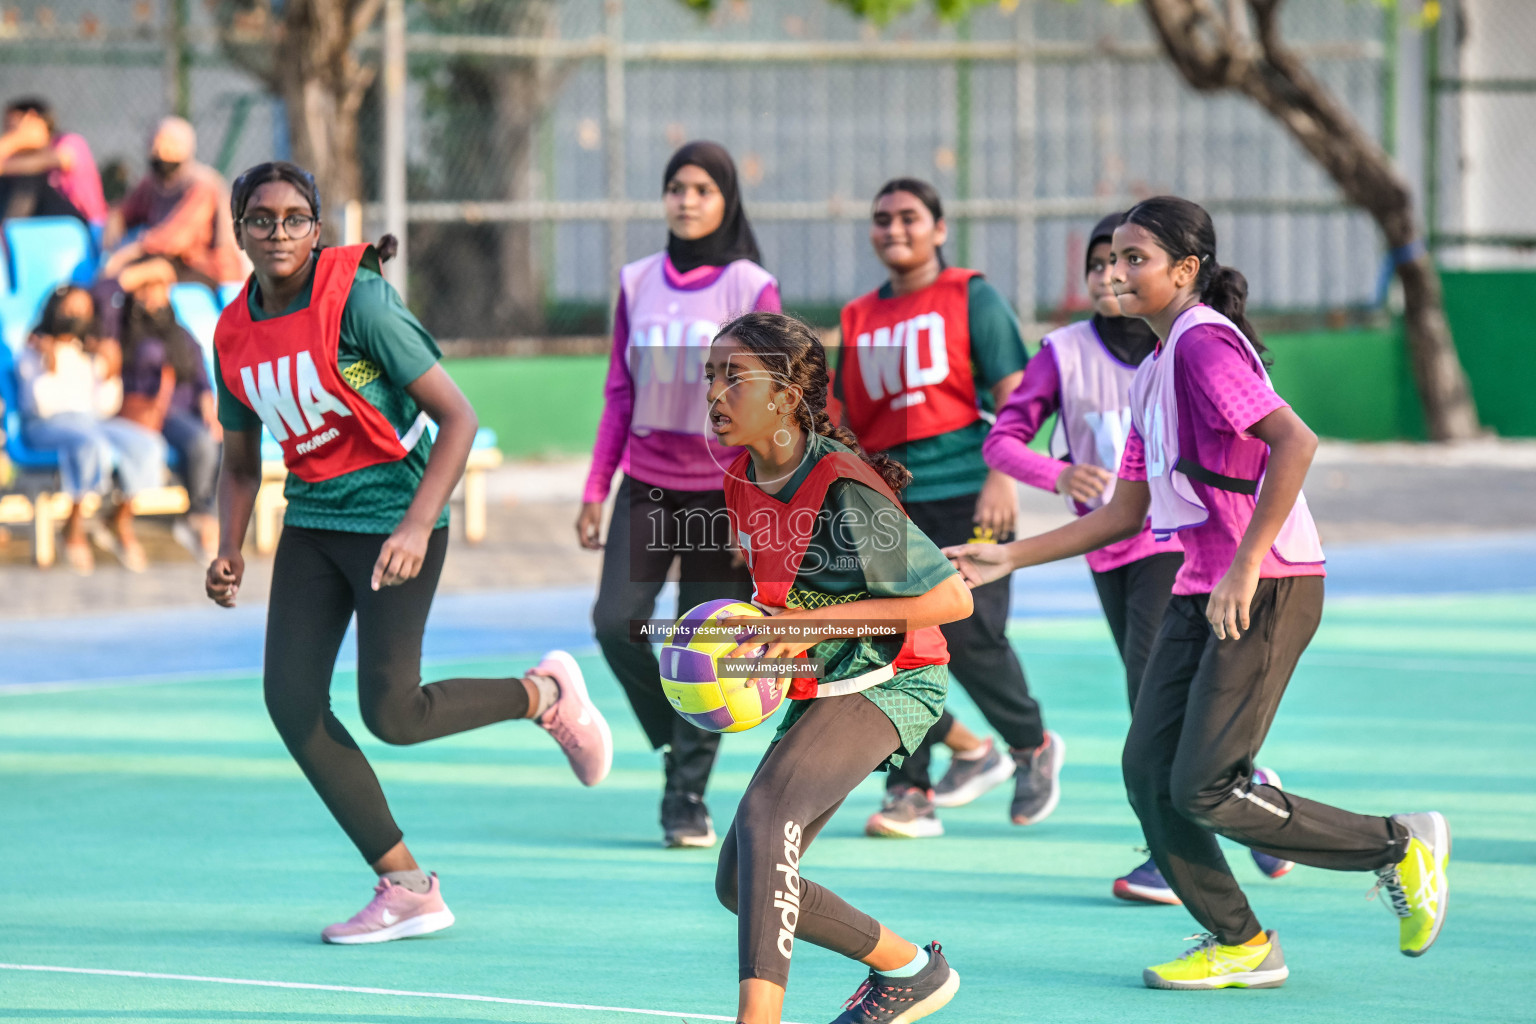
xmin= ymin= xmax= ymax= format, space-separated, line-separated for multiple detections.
xmin=1129 ymin=305 xmax=1324 ymax=565
xmin=1045 ymin=319 xmax=1141 ymax=514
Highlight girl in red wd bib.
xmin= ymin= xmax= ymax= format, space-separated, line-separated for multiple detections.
xmin=705 ymin=312 xmax=970 ymax=1024
xmin=204 ymin=161 xmax=613 ymax=946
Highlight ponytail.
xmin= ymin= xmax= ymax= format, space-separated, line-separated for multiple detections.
xmin=715 ymin=311 xmax=913 ymax=494
xmin=802 ymin=406 xmax=913 ymax=494
xmin=1201 ymin=262 xmax=1267 ymax=362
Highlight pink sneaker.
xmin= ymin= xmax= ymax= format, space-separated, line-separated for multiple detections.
xmin=321 ymin=874 xmax=455 ymax=945
xmin=529 ymin=649 xmax=613 ymax=787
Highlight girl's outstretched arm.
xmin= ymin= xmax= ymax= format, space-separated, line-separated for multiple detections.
xmin=944 ymin=478 xmax=1150 ymax=588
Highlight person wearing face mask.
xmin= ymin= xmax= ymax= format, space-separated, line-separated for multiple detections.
xmin=16 ymin=286 xmax=166 ymax=574
xmin=100 ymin=117 xmax=247 ymax=299
xmin=578 ymin=141 xmax=780 ymax=849
xmin=116 ymin=278 xmax=222 ymax=560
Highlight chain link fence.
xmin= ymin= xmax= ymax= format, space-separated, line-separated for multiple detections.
xmin=0 ymin=0 xmax=1450 ymax=341
xmin=1428 ymin=0 xmax=1536 ymax=269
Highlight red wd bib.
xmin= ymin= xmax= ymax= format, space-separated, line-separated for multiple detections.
xmin=839 ymin=267 xmax=983 ymax=453
xmin=724 ymin=447 xmax=949 ymax=700
xmin=216 ymin=245 xmax=418 ymax=483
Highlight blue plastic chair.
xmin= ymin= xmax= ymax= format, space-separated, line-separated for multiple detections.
xmin=0 ymin=218 xmax=93 ymax=351
xmin=0 ymin=343 xmax=62 ymax=473
xmin=168 ymin=282 xmax=222 ymax=377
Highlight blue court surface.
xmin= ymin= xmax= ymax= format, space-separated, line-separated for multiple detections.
xmin=2 ymin=532 xmax=1533 ymax=1023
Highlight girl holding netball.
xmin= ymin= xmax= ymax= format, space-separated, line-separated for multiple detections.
xmin=984 ymin=212 xmax=1293 ymax=903
xmin=708 ymin=311 xmax=968 ymax=1024
xmin=837 ymin=178 xmax=1058 ymax=837
xmin=204 ymin=161 xmax=612 ymax=944
xmin=579 ymin=140 xmax=778 ymax=848
xmin=947 ymin=196 xmax=1449 ymax=989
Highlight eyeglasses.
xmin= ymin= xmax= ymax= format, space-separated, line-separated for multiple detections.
xmin=240 ymin=213 xmax=316 ymax=240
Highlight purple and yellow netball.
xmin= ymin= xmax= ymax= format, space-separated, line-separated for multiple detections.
xmin=659 ymin=599 xmax=786 ymax=733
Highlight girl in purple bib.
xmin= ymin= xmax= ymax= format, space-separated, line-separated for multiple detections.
xmin=985 ymin=214 xmax=1296 ymax=902
xmin=577 ymin=141 xmax=780 ymax=848
xmin=946 ymin=197 xmax=1449 ymax=991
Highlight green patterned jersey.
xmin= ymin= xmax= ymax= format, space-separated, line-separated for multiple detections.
xmin=215 ymin=262 xmax=447 ymax=535
xmin=751 ymin=433 xmax=956 ymax=763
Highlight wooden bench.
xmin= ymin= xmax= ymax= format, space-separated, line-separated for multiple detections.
xmin=252 ymin=445 xmax=504 ymax=553
xmin=2 ymin=447 xmax=503 ymax=565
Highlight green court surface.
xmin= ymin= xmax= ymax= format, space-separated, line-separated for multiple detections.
xmin=3 ymin=592 xmax=1533 ymax=1024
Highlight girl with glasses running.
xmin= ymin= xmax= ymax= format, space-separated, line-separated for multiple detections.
xmin=204 ymin=160 xmax=613 ymax=944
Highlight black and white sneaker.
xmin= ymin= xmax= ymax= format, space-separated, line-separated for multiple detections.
xmin=828 ymin=942 xmax=960 ymax=1024
xmin=865 ymin=787 xmax=944 ymax=838
xmin=931 ymin=739 xmax=1016 ymax=808
xmin=1010 ymin=730 xmax=1065 ymax=825
xmin=661 ymin=792 xmax=715 ymax=848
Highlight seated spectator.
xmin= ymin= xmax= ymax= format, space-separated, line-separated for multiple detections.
xmin=0 ymin=96 xmax=107 ymax=225
xmin=118 ymin=280 xmax=221 ymax=559
xmin=16 ymin=286 xmax=167 ymax=574
xmin=101 ymin=117 xmax=248 ymax=295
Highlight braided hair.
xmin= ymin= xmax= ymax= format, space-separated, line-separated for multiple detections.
xmin=714 ymin=311 xmax=912 ymax=493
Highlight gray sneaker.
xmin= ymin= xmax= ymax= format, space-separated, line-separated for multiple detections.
xmin=932 ymin=739 xmax=1016 ymax=808
xmin=1010 ymin=730 xmax=1065 ymax=825
xmin=865 ymin=786 xmax=944 ymax=838
xmin=828 ymin=941 xmax=960 ymax=1023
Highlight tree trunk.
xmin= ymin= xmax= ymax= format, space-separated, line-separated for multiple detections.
xmin=493 ymin=0 xmax=560 ymax=335
xmin=216 ymin=0 xmax=379 ymax=243
xmin=1138 ymin=0 xmax=1480 ymax=440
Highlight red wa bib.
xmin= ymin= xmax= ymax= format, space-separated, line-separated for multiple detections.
xmin=838 ymin=267 xmax=983 ymax=453
xmin=723 ymin=447 xmax=949 ymax=700
xmin=215 ymin=245 xmax=420 ymax=483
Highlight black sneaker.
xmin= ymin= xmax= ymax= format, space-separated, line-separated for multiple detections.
xmin=661 ymin=791 xmax=715 ymax=848
xmin=865 ymin=786 xmax=944 ymax=838
xmin=828 ymin=941 xmax=960 ymax=1024
xmin=931 ymin=738 xmax=1016 ymax=808
xmin=1010 ymin=730 xmax=1065 ymax=825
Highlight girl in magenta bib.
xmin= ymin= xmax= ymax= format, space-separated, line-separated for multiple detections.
xmin=577 ymin=141 xmax=778 ymax=848
xmin=985 ymin=212 xmax=1295 ymax=903
xmin=946 ymin=196 xmax=1449 ymax=989
xmin=204 ymin=161 xmax=613 ymax=945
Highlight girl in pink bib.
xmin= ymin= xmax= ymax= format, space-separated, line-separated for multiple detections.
xmin=946 ymin=196 xmax=1449 ymax=990
xmin=576 ymin=142 xmax=780 ymax=848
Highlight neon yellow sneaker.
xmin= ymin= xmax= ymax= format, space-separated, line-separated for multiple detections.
xmin=1142 ymin=930 xmax=1288 ymax=990
xmin=1370 ymin=811 xmax=1450 ymax=957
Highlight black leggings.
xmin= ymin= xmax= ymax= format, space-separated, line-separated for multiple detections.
xmin=264 ymin=525 xmax=530 ymax=864
xmin=887 ymin=493 xmax=1043 ymax=790
xmin=716 ymin=695 xmax=898 ymax=987
xmin=1124 ymin=577 xmax=1409 ymax=944
xmin=1090 ymin=551 xmax=1184 ymax=710
xmin=591 ymin=475 xmax=752 ymax=794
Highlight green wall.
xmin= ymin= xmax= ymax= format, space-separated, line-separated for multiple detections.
xmin=1440 ymin=270 xmax=1536 ymax=437
xmin=445 ymin=275 xmax=1536 ymax=458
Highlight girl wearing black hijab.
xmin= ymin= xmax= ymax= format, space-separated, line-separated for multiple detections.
xmin=577 ymin=141 xmax=780 ymax=848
